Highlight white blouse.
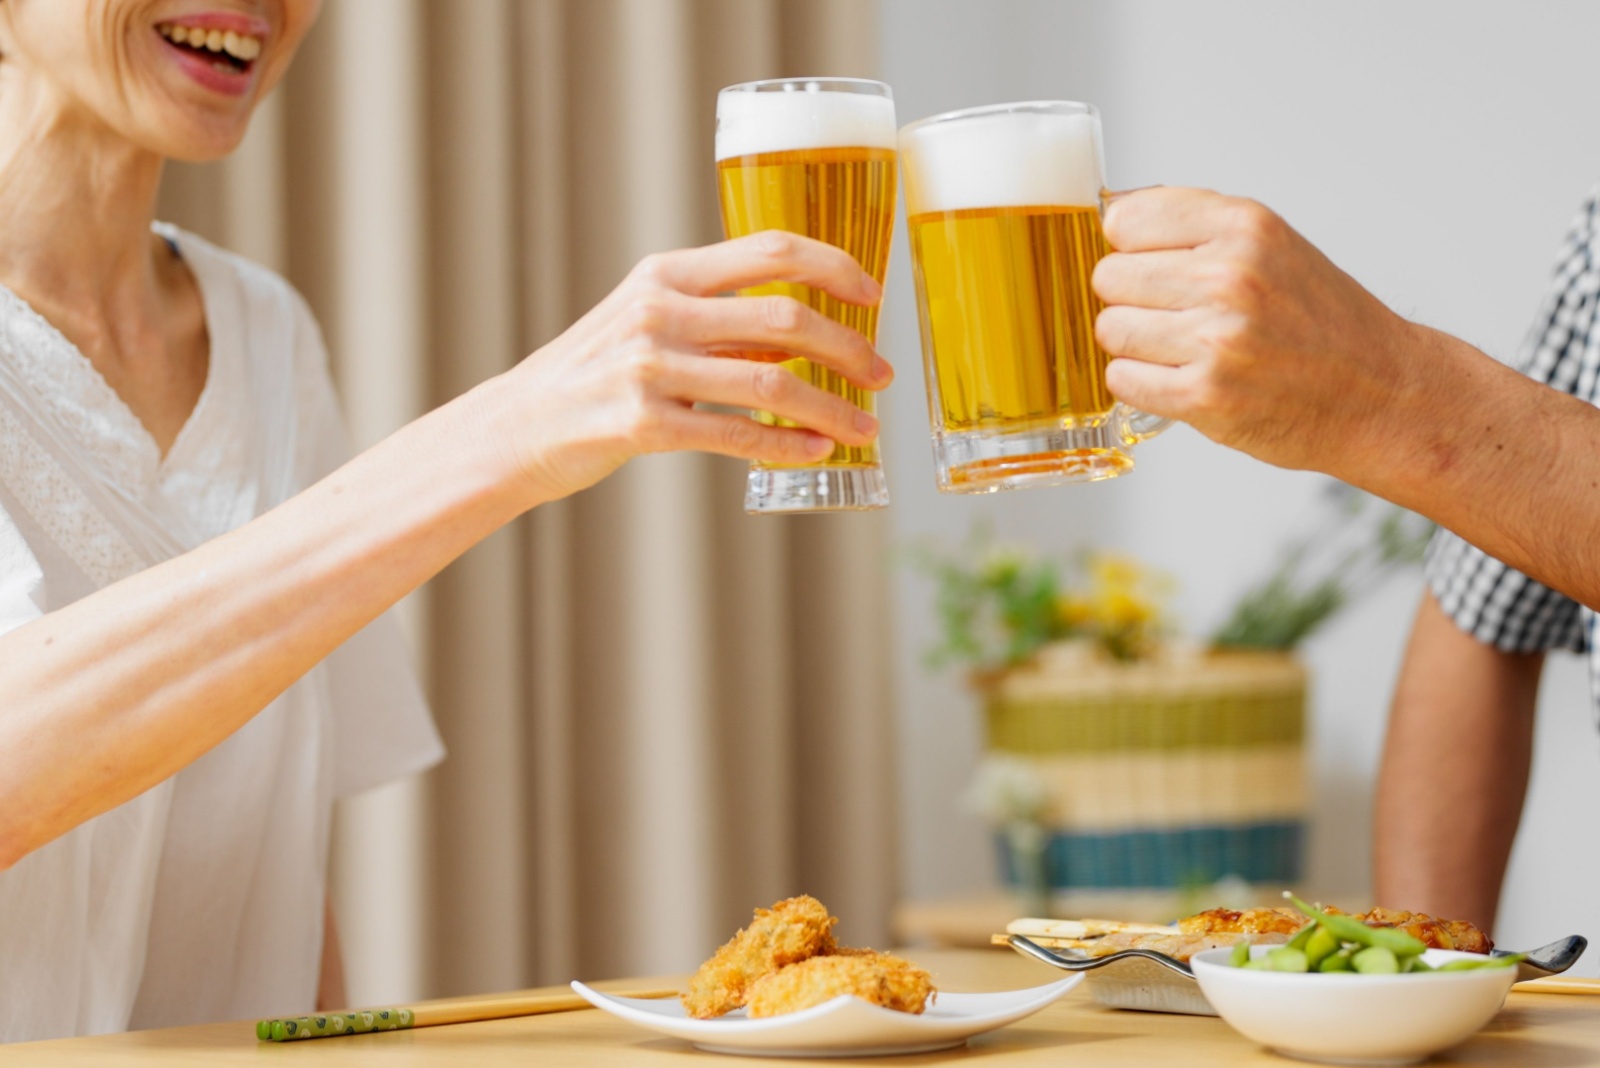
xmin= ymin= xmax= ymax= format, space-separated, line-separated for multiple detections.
xmin=0 ymin=224 xmax=444 ymax=1043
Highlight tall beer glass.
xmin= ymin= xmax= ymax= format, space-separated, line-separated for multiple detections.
xmin=716 ymin=78 xmax=897 ymax=513
xmin=899 ymin=101 xmax=1168 ymax=493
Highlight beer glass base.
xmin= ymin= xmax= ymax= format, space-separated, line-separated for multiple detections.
xmin=933 ymin=424 xmax=1134 ymax=494
xmin=745 ymin=465 xmax=890 ymax=513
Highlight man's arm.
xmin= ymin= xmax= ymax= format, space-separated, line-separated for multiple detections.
xmin=1093 ymin=187 xmax=1600 ymax=610
xmin=1373 ymin=593 xmax=1543 ymax=932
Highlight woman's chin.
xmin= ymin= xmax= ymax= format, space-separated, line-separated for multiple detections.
xmin=128 ymin=107 xmax=254 ymax=164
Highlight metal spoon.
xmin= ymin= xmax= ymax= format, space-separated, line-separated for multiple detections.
xmin=1007 ymin=935 xmax=1194 ymax=977
xmin=1498 ymin=935 xmax=1587 ymax=982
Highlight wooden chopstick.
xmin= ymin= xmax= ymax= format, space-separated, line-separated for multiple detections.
xmin=1514 ymin=977 xmax=1600 ymax=996
xmin=257 ymin=986 xmax=680 ymax=1041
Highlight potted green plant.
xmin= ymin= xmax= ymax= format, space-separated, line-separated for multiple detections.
xmin=915 ymin=484 xmax=1433 ymax=918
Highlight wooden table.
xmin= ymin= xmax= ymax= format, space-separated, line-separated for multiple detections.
xmin=9 ymin=949 xmax=1598 ymax=1065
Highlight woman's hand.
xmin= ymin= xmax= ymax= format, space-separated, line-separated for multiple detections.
xmin=495 ymin=231 xmax=892 ymax=506
xmin=1091 ymin=187 xmax=1422 ymax=477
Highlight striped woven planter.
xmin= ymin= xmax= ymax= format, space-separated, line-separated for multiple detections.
xmin=985 ymin=647 xmax=1307 ymax=892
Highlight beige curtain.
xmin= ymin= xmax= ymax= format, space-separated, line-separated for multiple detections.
xmin=158 ymin=0 xmax=896 ymax=1003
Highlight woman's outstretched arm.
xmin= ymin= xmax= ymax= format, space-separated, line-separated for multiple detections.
xmin=0 ymin=231 xmax=890 ymax=868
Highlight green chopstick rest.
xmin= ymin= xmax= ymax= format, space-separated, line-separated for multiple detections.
xmin=256 ymin=1007 xmax=415 ymax=1041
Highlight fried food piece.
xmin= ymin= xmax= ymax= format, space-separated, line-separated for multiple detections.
xmin=1356 ymin=907 xmax=1492 ymax=954
xmin=1177 ymin=907 xmax=1305 ymax=937
xmin=1085 ymin=929 xmax=1289 ymax=961
xmin=680 ymin=896 xmax=838 ymax=1019
xmin=745 ymin=950 xmax=935 ymax=1018
xmin=1175 ymin=904 xmax=1491 ymax=953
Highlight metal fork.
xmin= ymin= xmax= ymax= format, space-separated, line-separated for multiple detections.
xmin=1010 ymin=932 xmax=1587 ymax=985
xmin=1006 ymin=935 xmax=1194 ymax=977
xmin=1498 ymin=935 xmax=1587 ymax=983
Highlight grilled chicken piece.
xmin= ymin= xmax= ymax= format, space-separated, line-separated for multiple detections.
xmin=1355 ymin=907 xmax=1492 ymax=954
xmin=1177 ymin=907 xmax=1306 ymax=937
xmin=1082 ymin=929 xmax=1290 ymax=961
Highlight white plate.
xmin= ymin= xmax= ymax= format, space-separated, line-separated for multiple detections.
xmin=570 ymin=975 xmax=1083 ymax=1058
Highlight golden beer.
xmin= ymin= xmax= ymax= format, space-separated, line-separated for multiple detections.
xmin=717 ymin=145 xmax=897 ymax=468
xmin=716 ymin=78 xmax=896 ymax=513
xmin=900 ymin=101 xmax=1168 ymax=492
xmin=908 ymin=203 xmax=1112 ymax=431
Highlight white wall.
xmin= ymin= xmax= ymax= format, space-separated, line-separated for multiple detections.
xmin=879 ymin=0 xmax=1600 ymax=970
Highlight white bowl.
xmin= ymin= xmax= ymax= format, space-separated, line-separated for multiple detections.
xmin=1191 ymin=945 xmax=1516 ymax=1066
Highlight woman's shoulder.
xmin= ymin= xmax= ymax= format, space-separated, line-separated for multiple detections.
xmin=153 ymin=222 xmax=331 ymax=378
xmin=152 ymin=222 xmax=324 ymax=340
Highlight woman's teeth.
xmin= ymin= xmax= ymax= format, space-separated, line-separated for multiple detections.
xmin=156 ymin=23 xmax=262 ymax=62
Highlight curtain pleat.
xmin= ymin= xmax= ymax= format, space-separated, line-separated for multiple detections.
xmin=159 ymin=0 xmax=895 ymax=1003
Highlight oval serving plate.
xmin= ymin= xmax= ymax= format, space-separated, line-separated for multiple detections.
xmin=570 ymin=975 xmax=1082 ymax=1058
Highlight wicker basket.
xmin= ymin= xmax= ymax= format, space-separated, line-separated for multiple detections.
xmin=985 ymin=645 xmax=1307 ymax=896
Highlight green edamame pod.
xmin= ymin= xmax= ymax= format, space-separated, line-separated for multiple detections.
xmin=1304 ymin=926 xmax=1340 ymax=968
xmin=1230 ymin=939 xmax=1251 ymax=968
xmin=1404 ymin=956 xmax=1433 ymax=972
xmin=1266 ymin=946 xmax=1309 ymax=973
xmin=1318 ymin=948 xmax=1355 ymax=972
xmin=1439 ymin=953 xmax=1522 ymax=971
xmin=1283 ymin=893 xmax=1427 ymax=957
xmin=1285 ymin=922 xmax=1316 ymax=952
xmin=1352 ymin=946 xmax=1400 ymax=974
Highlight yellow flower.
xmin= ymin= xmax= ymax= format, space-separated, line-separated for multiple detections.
xmin=1056 ymin=595 xmax=1094 ymax=629
xmin=1098 ymin=590 xmax=1155 ymax=628
xmin=1088 ymin=553 xmax=1145 ymax=593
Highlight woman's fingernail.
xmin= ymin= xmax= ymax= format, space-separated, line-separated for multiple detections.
xmin=855 ymin=410 xmax=879 ymax=437
xmin=861 ymin=273 xmax=883 ymax=301
xmin=872 ymin=355 xmax=894 ymax=384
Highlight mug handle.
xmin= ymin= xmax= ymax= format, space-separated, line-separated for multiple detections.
xmin=1115 ymin=405 xmax=1172 ymax=445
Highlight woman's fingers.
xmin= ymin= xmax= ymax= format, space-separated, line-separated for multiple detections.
xmin=671 ymin=294 xmax=892 ymax=389
xmin=655 ymin=352 xmax=877 ymax=447
xmin=643 ymin=230 xmax=883 ymax=306
xmin=651 ymin=406 xmax=838 ymax=465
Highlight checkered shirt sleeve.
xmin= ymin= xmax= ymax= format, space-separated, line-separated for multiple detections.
xmin=1425 ymin=185 xmax=1600 ymax=654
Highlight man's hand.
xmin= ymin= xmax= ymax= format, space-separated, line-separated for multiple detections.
xmin=1092 ymin=187 xmax=1424 ymax=477
xmin=1090 ymin=185 xmax=1600 ymax=610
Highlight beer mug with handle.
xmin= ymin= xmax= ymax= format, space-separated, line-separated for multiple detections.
xmin=716 ymin=78 xmax=898 ymax=513
xmin=899 ymin=101 xmax=1169 ymax=493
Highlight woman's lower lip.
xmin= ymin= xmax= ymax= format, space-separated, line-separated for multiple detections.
xmin=158 ymin=34 xmax=253 ymax=97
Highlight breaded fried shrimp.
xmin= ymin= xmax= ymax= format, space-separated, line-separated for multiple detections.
xmin=680 ymin=895 xmax=838 ymax=1019
xmin=745 ymin=950 xmax=934 ymax=1018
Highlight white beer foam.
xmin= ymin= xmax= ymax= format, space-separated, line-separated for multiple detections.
xmin=901 ymin=110 xmax=1104 ymax=214
xmin=716 ymin=86 xmax=897 ymax=160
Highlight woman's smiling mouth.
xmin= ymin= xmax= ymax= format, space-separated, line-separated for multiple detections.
xmin=154 ymin=15 xmax=269 ymax=95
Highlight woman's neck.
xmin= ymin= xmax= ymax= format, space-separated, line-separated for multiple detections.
xmin=0 ymin=67 xmax=167 ymax=321
xmin=0 ymin=63 xmax=211 ymax=457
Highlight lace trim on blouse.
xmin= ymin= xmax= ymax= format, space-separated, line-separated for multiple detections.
xmin=0 ymin=406 xmax=144 ymax=586
xmin=0 ymin=284 xmax=161 ymax=493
